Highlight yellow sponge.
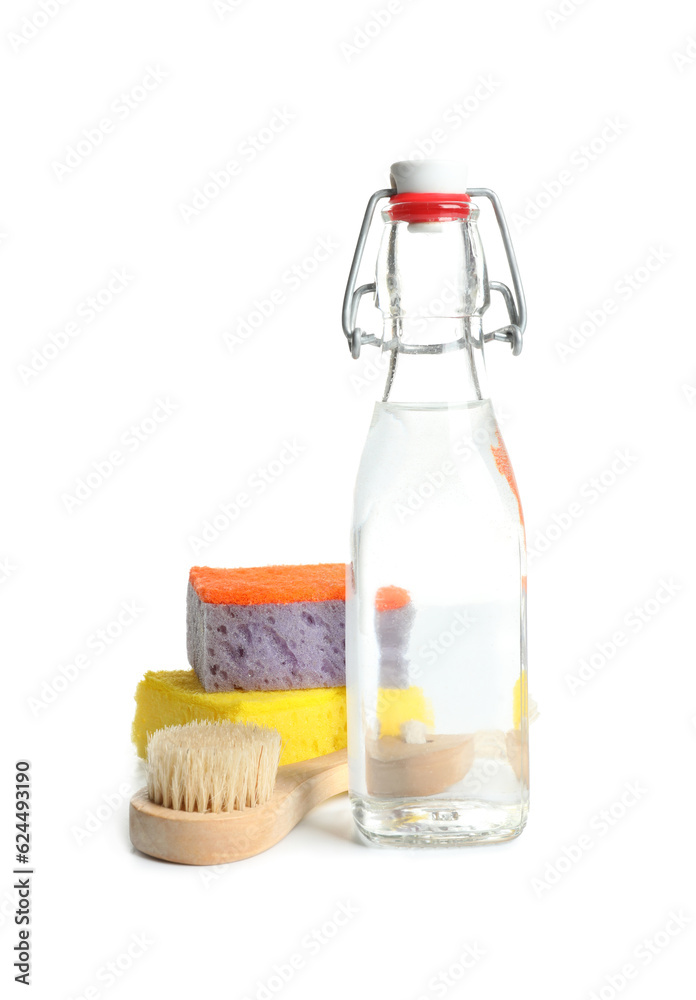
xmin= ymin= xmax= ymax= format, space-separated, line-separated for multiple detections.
xmin=376 ymin=686 xmax=434 ymax=737
xmin=132 ymin=670 xmax=346 ymax=765
xmin=513 ymin=674 xmax=528 ymax=729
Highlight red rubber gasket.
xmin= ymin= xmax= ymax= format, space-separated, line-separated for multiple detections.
xmin=386 ymin=191 xmax=471 ymax=223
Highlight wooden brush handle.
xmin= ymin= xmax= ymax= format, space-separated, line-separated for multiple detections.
xmin=129 ymin=748 xmax=348 ymax=865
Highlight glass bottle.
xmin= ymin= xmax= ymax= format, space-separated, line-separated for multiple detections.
xmin=343 ymin=161 xmax=528 ymax=846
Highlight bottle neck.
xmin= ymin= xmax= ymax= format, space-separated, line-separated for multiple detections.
xmin=374 ymin=213 xmax=490 ymax=405
xmin=380 ymin=317 xmax=489 ymax=405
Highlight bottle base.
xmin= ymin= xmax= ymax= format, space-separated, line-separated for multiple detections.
xmin=351 ymin=794 xmax=527 ymax=847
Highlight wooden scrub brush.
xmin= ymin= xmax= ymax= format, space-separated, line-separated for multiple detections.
xmin=129 ymin=720 xmax=348 ymax=865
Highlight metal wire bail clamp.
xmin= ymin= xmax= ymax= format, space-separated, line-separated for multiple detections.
xmin=342 ymin=186 xmax=527 ymax=359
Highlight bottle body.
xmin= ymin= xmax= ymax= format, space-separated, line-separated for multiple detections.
xmin=347 ymin=395 xmax=527 ymax=845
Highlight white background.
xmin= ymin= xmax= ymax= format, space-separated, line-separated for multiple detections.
xmin=3 ymin=0 xmax=696 ymax=997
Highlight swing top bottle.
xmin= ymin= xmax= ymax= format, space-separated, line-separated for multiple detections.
xmin=343 ymin=161 xmax=529 ymax=846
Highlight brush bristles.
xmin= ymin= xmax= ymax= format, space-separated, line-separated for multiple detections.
xmin=146 ymin=720 xmax=282 ymax=813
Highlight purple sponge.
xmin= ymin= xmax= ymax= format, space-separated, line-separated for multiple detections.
xmin=375 ymin=586 xmax=414 ymax=689
xmin=186 ymin=564 xmax=346 ymax=692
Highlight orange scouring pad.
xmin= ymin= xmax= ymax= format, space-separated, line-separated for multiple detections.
xmin=375 ymin=585 xmax=411 ymax=612
xmin=189 ymin=563 xmax=346 ymax=605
